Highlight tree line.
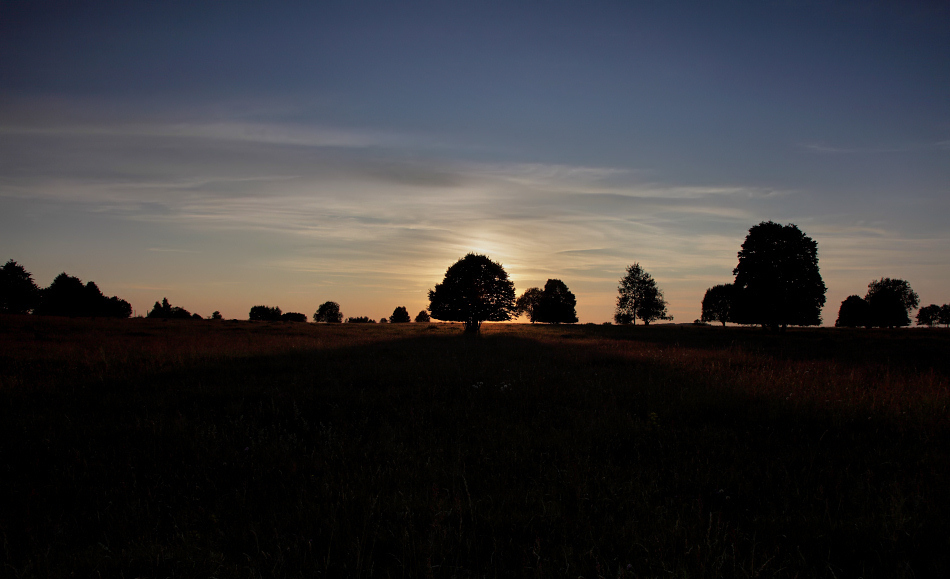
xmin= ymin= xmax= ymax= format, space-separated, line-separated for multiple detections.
xmin=3 ymin=220 xmax=943 ymax=329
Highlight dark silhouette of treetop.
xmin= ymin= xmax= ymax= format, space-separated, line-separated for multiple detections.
xmin=34 ymin=272 xmax=131 ymax=318
xmin=732 ymin=221 xmax=826 ymax=329
xmin=389 ymin=306 xmax=411 ymax=323
xmin=313 ymin=301 xmax=343 ymax=323
xmin=515 ymin=287 xmax=544 ymax=322
xmin=701 ymin=284 xmax=737 ymax=326
xmin=835 ymin=295 xmax=871 ymax=328
xmin=414 ymin=310 xmax=431 ymax=323
xmin=249 ymin=305 xmax=282 ymax=321
xmin=616 ymin=263 xmax=670 ymax=325
xmin=148 ymin=297 xmax=195 ymax=320
xmin=0 ymin=259 xmax=40 ymax=314
xmin=865 ymin=278 xmax=918 ymax=328
xmin=428 ymin=253 xmax=516 ymax=333
xmin=532 ymin=279 xmax=578 ymax=324
xmin=917 ymin=304 xmax=941 ymax=327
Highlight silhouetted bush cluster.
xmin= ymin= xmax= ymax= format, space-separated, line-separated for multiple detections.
xmin=346 ymin=316 xmax=375 ymax=324
xmin=1 ymin=260 xmax=132 ymax=318
xmin=148 ymin=298 xmax=197 ymax=320
xmin=835 ymin=278 xmax=921 ymax=328
xmin=249 ymin=305 xmax=282 ymax=321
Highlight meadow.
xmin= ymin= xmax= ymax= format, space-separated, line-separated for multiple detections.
xmin=0 ymin=316 xmax=948 ymax=578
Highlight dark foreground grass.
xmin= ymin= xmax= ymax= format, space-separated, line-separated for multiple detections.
xmin=1 ymin=317 xmax=948 ymax=577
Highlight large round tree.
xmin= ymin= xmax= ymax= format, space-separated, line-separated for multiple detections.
xmin=732 ymin=221 xmax=826 ymax=329
xmin=532 ymin=279 xmax=578 ymax=324
xmin=428 ymin=253 xmax=516 ymax=333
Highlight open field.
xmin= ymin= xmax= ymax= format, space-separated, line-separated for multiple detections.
xmin=1 ymin=317 xmax=948 ymax=578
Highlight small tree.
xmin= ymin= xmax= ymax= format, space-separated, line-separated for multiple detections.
xmin=834 ymin=295 xmax=871 ymax=328
xmin=616 ymin=263 xmax=670 ymax=325
xmin=249 ymin=305 xmax=282 ymax=321
xmin=281 ymin=312 xmax=307 ymax=322
xmin=701 ymin=284 xmax=736 ymax=326
xmin=940 ymin=304 xmax=950 ymax=328
xmin=515 ymin=287 xmax=544 ymax=322
xmin=532 ymin=279 xmax=578 ymax=324
xmin=0 ymin=259 xmax=40 ymax=314
xmin=414 ymin=310 xmax=431 ymax=323
xmin=148 ymin=297 xmax=192 ymax=319
xmin=211 ymin=311 xmax=223 ymax=320
xmin=916 ymin=304 xmax=941 ymax=327
xmin=428 ymin=253 xmax=516 ymax=333
xmin=389 ymin=306 xmax=411 ymax=323
xmin=313 ymin=301 xmax=343 ymax=323
xmin=865 ymin=278 xmax=919 ymax=328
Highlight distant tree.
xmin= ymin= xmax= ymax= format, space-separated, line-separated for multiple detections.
xmin=389 ymin=306 xmax=411 ymax=323
xmin=35 ymin=273 xmax=131 ymax=318
xmin=834 ymin=295 xmax=871 ymax=328
xmin=732 ymin=221 xmax=826 ymax=329
xmin=148 ymin=297 xmax=193 ymax=319
xmin=414 ymin=310 xmax=431 ymax=323
xmin=0 ymin=259 xmax=40 ymax=314
xmin=428 ymin=253 xmax=516 ymax=333
xmin=211 ymin=311 xmax=223 ymax=320
xmin=379 ymin=318 xmax=388 ymax=323
xmin=191 ymin=312 xmax=203 ymax=320
xmin=940 ymin=304 xmax=950 ymax=328
xmin=249 ymin=305 xmax=282 ymax=321
xmin=313 ymin=301 xmax=343 ymax=323
xmin=864 ymin=278 xmax=919 ymax=328
xmin=515 ymin=287 xmax=544 ymax=322
xmin=532 ymin=279 xmax=578 ymax=324
xmin=615 ymin=263 xmax=670 ymax=325
xmin=701 ymin=284 xmax=736 ymax=326
xmin=281 ymin=312 xmax=307 ymax=322
xmin=346 ymin=316 xmax=375 ymax=324
xmin=916 ymin=304 xmax=941 ymax=327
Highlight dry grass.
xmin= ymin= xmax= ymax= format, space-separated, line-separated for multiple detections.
xmin=1 ymin=316 xmax=947 ymax=577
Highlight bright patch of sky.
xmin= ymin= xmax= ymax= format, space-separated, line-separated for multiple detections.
xmin=2 ymin=1 xmax=948 ymax=322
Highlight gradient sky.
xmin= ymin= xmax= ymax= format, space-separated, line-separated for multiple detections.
xmin=2 ymin=0 xmax=948 ymax=323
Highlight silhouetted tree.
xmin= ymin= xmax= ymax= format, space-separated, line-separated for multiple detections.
xmin=313 ymin=301 xmax=343 ymax=323
xmin=916 ymin=304 xmax=941 ymax=327
xmin=281 ymin=312 xmax=307 ymax=322
xmin=616 ymin=263 xmax=670 ymax=325
xmin=346 ymin=316 xmax=375 ymax=323
xmin=940 ymin=304 xmax=950 ymax=328
xmin=532 ymin=279 xmax=578 ymax=324
xmin=732 ymin=221 xmax=826 ymax=329
xmin=379 ymin=318 xmax=388 ymax=323
xmin=191 ymin=312 xmax=203 ymax=320
xmin=834 ymin=295 xmax=871 ymax=328
xmin=389 ymin=306 xmax=411 ymax=323
xmin=0 ymin=260 xmax=40 ymax=314
xmin=35 ymin=273 xmax=131 ymax=318
xmin=515 ymin=287 xmax=543 ymax=322
xmin=148 ymin=297 xmax=193 ymax=319
xmin=414 ymin=310 xmax=431 ymax=323
xmin=701 ymin=284 xmax=737 ymax=326
xmin=428 ymin=253 xmax=516 ymax=333
xmin=865 ymin=278 xmax=918 ymax=328
xmin=211 ymin=311 xmax=223 ymax=320
xmin=249 ymin=305 xmax=282 ymax=321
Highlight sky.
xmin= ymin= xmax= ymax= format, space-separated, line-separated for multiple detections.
xmin=1 ymin=0 xmax=948 ymax=323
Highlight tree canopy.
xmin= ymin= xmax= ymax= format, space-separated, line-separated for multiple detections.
xmin=916 ymin=304 xmax=941 ymax=327
xmin=834 ymin=295 xmax=871 ymax=328
xmin=732 ymin=221 xmax=826 ymax=329
xmin=615 ymin=263 xmax=670 ymax=325
xmin=531 ymin=279 xmax=578 ymax=324
xmin=313 ymin=301 xmax=343 ymax=323
xmin=147 ymin=297 xmax=195 ymax=320
xmin=865 ymin=278 xmax=918 ymax=327
xmin=428 ymin=253 xmax=516 ymax=333
xmin=249 ymin=305 xmax=282 ymax=321
xmin=414 ymin=310 xmax=430 ymax=323
xmin=0 ymin=259 xmax=40 ymax=314
xmin=34 ymin=273 xmax=131 ymax=318
xmin=389 ymin=306 xmax=411 ymax=323
xmin=700 ymin=284 xmax=736 ymax=326
xmin=515 ymin=287 xmax=544 ymax=322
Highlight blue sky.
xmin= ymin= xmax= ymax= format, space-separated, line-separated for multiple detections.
xmin=2 ymin=0 xmax=948 ymax=322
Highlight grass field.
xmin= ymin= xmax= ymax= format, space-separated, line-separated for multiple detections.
xmin=1 ymin=316 xmax=948 ymax=578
